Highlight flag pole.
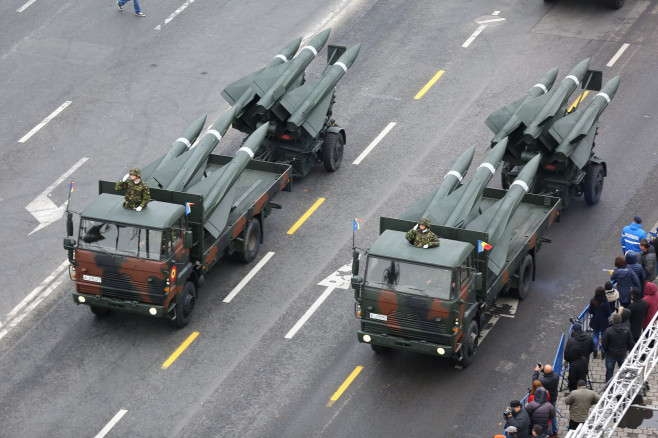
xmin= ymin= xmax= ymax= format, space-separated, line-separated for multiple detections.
xmin=66 ymin=181 xmax=74 ymax=212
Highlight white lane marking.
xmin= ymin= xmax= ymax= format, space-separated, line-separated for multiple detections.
xmin=476 ymin=18 xmax=506 ymax=24
xmin=462 ymin=24 xmax=486 ymax=48
xmin=95 ymin=409 xmax=128 ymax=438
xmin=155 ymin=0 xmax=196 ymax=30
xmin=0 ymin=260 xmax=69 ymax=342
xmin=223 ymin=252 xmax=275 ymax=303
xmin=607 ymin=43 xmax=630 ymax=67
xmin=285 ymin=286 xmax=336 ymax=339
xmin=352 ymin=122 xmax=396 ymax=165
xmin=493 ymin=10 xmax=500 ymax=16
xmin=16 ymin=0 xmax=37 ymax=12
xmin=26 ymin=157 xmax=89 ymax=235
xmin=18 ymin=101 xmax=71 ymax=143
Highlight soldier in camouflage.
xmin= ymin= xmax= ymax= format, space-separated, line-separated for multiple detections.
xmin=406 ymin=217 xmax=440 ymax=248
xmin=116 ymin=168 xmax=150 ymax=211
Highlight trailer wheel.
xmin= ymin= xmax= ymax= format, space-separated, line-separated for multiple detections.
xmin=237 ymin=219 xmax=261 ymax=263
xmin=512 ymin=254 xmax=534 ymax=300
xmin=583 ymin=163 xmax=604 ymax=205
xmin=90 ymin=305 xmax=111 ymax=317
xmin=322 ymin=132 xmax=344 ymax=172
xmin=371 ymin=344 xmax=390 ymax=354
xmin=607 ymin=0 xmax=624 ymax=8
xmin=170 ymin=282 xmax=196 ymax=328
xmin=459 ymin=320 xmax=479 ymax=368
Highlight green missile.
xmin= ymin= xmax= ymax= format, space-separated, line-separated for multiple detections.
xmin=151 ymin=114 xmax=207 ymax=175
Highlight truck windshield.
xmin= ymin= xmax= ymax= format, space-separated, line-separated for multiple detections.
xmin=364 ymin=256 xmax=454 ymax=300
xmin=77 ymin=218 xmax=166 ymax=261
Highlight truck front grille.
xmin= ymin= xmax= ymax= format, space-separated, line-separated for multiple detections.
xmin=79 ymin=272 xmax=165 ymax=305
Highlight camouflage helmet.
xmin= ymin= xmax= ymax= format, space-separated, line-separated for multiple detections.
xmin=129 ymin=168 xmax=141 ymax=177
xmin=418 ymin=217 xmax=431 ymax=228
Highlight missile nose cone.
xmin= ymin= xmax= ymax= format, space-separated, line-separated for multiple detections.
xmin=540 ymin=67 xmax=559 ymax=89
xmin=569 ymin=58 xmax=591 ymax=79
xmin=600 ymin=75 xmax=621 ymax=100
xmin=280 ymin=37 xmax=303 ymax=60
xmin=242 ymin=123 xmax=269 ymax=154
xmin=515 ymin=154 xmax=541 ymax=188
xmin=336 ymin=44 xmax=361 ymax=69
xmin=307 ymin=28 xmax=331 ymax=51
xmin=488 ymin=137 xmax=508 ymax=164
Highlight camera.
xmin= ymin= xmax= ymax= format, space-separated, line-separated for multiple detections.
xmin=504 ymin=408 xmax=511 ymax=416
xmin=537 ymin=362 xmax=543 ymax=370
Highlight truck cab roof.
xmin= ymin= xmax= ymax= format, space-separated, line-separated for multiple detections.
xmin=81 ymin=193 xmax=184 ymax=229
xmin=368 ymin=230 xmax=474 ymax=268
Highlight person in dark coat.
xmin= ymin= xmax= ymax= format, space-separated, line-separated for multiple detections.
xmin=525 ymin=387 xmax=556 ymax=436
xmin=611 ymin=256 xmax=640 ymax=306
xmin=565 ymin=322 xmax=595 ymax=365
xmin=589 ymin=287 xmax=612 ymax=359
xmin=505 ymin=399 xmax=530 ymax=438
xmin=628 ymin=288 xmax=648 ymax=342
xmin=642 ymin=281 xmax=658 ymax=328
xmin=602 ymin=313 xmax=635 ymax=382
xmin=532 ymin=364 xmax=559 ymax=436
xmin=566 ymin=355 xmax=588 ymax=392
xmin=640 ymin=239 xmax=657 ymax=283
xmin=625 ymin=251 xmax=646 ymax=293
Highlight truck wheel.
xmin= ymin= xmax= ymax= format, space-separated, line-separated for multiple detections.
xmin=170 ymin=282 xmax=196 ymax=328
xmin=90 ymin=305 xmax=111 ymax=317
xmin=371 ymin=344 xmax=390 ymax=354
xmin=322 ymin=132 xmax=344 ymax=172
xmin=512 ymin=254 xmax=534 ymax=300
xmin=237 ymin=219 xmax=261 ymax=263
xmin=607 ymin=0 xmax=624 ymax=8
xmin=460 ymin=320 xmax=479 ymax=368
xmin=583 ymin=163 xmax=604 ymax=205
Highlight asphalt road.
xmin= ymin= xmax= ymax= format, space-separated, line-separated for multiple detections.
xmin=1 ymin=0 xmax=658 ymax=437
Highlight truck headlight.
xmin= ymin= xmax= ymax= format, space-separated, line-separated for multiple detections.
xmin=149 ymin=307 xmax=157 ymax=316
xmin=78 ymin=296 xmax=86 ymax=303
xmin=437 ymin=347 xmax=445 ymax=355
xmin=363 ymin=334 xmax=371 ymax=343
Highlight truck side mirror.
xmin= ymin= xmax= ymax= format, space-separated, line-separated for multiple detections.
xmin=183 ymin=231 xmax=193 ymax=249
xmin=63 ymin=237 xmax=76 ymax=250
xmin=352 ymin=276 xmax=363 ymax=301
xmin=475 ymin=272 xmax=483 ymax=290
xmin=352 ymin=250 xmax=360 ymax=275
xmin=66 ymin=211 xmax=74 ymax=237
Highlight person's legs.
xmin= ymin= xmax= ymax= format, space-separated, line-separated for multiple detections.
xmin=551 ymin=401 xmax=558 ymax=434
xmin=118 ymin=0 xmax=126 ymax=7
xmin=605 ymin=355 xmax=616 ymax=381
xmin=568 ymin=419 xmax=581 ymax=430
xmin=132 ymin=0 xmax=141 ymax=13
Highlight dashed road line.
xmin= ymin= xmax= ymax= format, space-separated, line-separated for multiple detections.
xmin=155 ymin=0 xmax=196 ymax=30
xmin=162 ymin=332 xmax=199 ymax=369
xmin=19 ymin=101 xmax=72 ymax=143
xmin=327 ymin=366 xmax=363 ymax=407
xmin=414 ymin=70 xmax=445 ymax=100
xmin=462 ymin=25 xmax=486 ymax=48
xmin=94 ymin=409 xmax=128 ymax=438
xmin=607 ymin=43 xmax=629 ymax=67
xmin=287 ymin=198 xmax=325 ymax=234
xmin=352 ymin=122 xmax=396 ymax=164
xmin=17 ymin=0 xmax=37 ymax=12
xmin=285 ymin=286 xmax=335 ymax=339
xmin=223 ymin=252 xmax=275 ymax=303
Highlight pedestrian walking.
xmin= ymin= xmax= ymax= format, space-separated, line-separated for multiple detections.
xmin=602 ymin=313 xmax=634 ymax=382
xmin=589 ymin=287 xmax=611 ymax=359
xmin=564 ymin=380 xmax=601 ymax=431
xmin=117 ymin=0 xmax=145 ymax=17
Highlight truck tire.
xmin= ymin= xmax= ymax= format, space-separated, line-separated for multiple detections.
xmin=607 ymin=0 xmax=624 ymax=8
xmin=512 ymin=254 xmax=534 ymax=300
xmin=459 ymin=320 xmax=479 ymax=368
xmin=237 ymin=219 xmax=261 ymax=263
xmin=322 ymin=132 xmax=344 ymax=172
xmin=170 ymin=282 xmax=196 ymax=328
xmin=371 ymin=344 xmax=390 ymax=354
xmin=90 ymin=305 xmax=111 ymax=317
xmin=583 ymin=163 xmax=604 ymax=205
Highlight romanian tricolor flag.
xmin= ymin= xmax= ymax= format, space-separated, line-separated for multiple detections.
xmin=69 ymin=181 xmax=75 ymax=193
xmin=353 ymin=218 xmax=363 ymax=231
xmin=477 ymin=240 xmax=493 ymax=253
xmin=185 ymin=202 xmax=194 ymax=215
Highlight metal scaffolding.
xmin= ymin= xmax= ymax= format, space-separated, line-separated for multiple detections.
xmin=566 ymin=311 xmax=658 ymax=438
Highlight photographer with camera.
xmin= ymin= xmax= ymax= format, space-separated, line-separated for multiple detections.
xmin=504 ymin=400 xmax=530 ymax=438
xmin=531 ymin=364 xmax=559 ymax=437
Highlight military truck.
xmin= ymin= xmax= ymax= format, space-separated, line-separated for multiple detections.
xmin=350 ymin=153 xmax=560 ymax=367
xmin=544 ymin=0 xmax=624 ymax=9
xmin=63 ymin=119 xmax=291 ymax=327
xmin=220 ymin=29 xmax=360 ymax=177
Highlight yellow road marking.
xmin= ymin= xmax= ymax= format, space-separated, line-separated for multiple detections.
xmin=162 ymin=331 xmax=199 ymax=369
xmin=326 ymin=365 xmax=364 ymax=407
xmin=568 ymin=91 xmax=589 ymax=113
xmin=287 ymin=198 xmax=325 ymax=235
xmin=414 ymin=70 xmax=445 ymax=100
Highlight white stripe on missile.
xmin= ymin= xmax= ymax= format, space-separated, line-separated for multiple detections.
xmin=446 ymin=170 xmax=464 ymax=182
xmin=477 ymin=162 xmax=496 ymax=174
xmin=596 ymin=92 xmax=611 ymax=103
xmin=533 ymin=83 xmax=548 ymax=93
xmin=238 ymin=146 xmax=255 ymax=159
xmin=334 ymin=62 xmax=347 ymax=73
xmin=176 ymin=137 xmax=191 ymax=148
xmin=207 ymin=129 xmax=222 ymax=141
xmin=276 ymin=54 xmax=289 ymax=63
xmin=511 ymin=180 xmax=529 ymax=192
xmin=301 ymin=45 xmax=318 ymax=56
xmin=564 ymin=75 xmax=579 ymax=85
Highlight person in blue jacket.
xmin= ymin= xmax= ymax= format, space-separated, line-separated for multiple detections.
xmin=611 ymin=256 xmax=640 ymax=306
xmin=621 ymin=215 xmax=647 ymax=254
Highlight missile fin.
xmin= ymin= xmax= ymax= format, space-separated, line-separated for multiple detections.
xmin=398 ymin=188 xmax=442 ymax=222
xmin=251 ymin=63 xmax=297 ymax=97
xmin=144 ymin=152 xmax=194 ymax=189
xmin=277 ymin=78 xmax=321 ymax=117
xmin=485 ymin=97 xmax=526 ymax=134
xmin=569 ymin=124 xmax=598 ymax=169
xmin=204 ymin=185 xmax=238 ymax=239
xmin=300 ymin=90 xmax=334 ymax=138
xmin=140 ymin=156 xmax=166 ymax=183
xmin=221 ymin=67 xmax=266 ymax=105
xmin=487 ymin=228 xmax=512 ymax=276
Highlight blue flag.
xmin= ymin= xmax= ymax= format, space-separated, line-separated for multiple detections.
xmin=353 ymin=218 xmax=363 ymax=231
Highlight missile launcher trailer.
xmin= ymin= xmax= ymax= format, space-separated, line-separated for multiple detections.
xmin=486 ymin=59 xmax=620 ymax=209
xmin=351 ymin=153 xmax=560 ymax=367
xmin=63 ymin=121 xmax=292 ymax=327
xmin=221 ymin=29 xmax=361 ymax=177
